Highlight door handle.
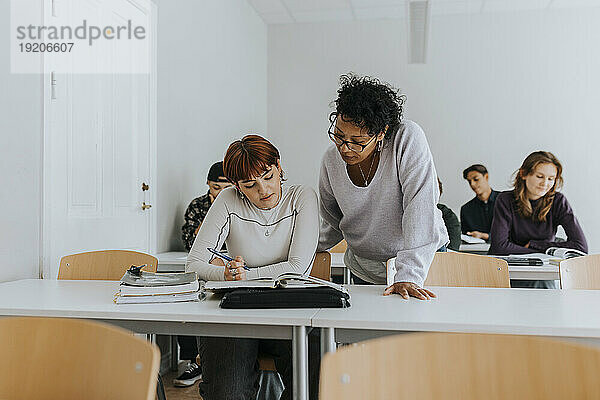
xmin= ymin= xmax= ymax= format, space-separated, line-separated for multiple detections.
xmin=142 ymin=202 xmax=152 ymax=210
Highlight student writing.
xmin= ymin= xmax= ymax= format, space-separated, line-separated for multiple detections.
xmin=186 ymin=135 xmax=319 ymax=400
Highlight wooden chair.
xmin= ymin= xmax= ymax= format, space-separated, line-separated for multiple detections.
xmin=58 ymin=250 xmax=164 ymax=399
xmin=320 ymin=332 xmax=600 ymax=399
xmin=59 ymin=249 xmax=158 ymax=280
xmin=310 ymin=251 xmax=332 ymax=281
xmin=387 ymin=252 xmax=509 ymax=288
xmin=0 ymin=317 xmax=160 ymax=400
xmin=425 ymin=252 xmax=510 ymax=287
xmin=559 ymin=254 xmax=600 ymax=289
xmin=330 ymin=240 xmax=347 ymax=254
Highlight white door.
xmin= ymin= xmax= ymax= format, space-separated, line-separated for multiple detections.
xmin=42 ymin=0 xmax=157 ymax=278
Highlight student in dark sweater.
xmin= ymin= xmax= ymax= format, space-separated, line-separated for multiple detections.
xmin=437 ymin=178 xmax=461 ymax=251
xmin=489 ymin=151 xmax=588 ymax=288
xmin=460 ymin=164 xmax=498 ymax=241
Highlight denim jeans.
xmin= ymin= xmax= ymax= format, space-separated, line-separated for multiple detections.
xmin=197 ymin=337 xmax=292 ymax=400
xmin=197 ymin=334 xmax=321 ymax=400
xmin=177 ymin=335 xmax=198 ymax=362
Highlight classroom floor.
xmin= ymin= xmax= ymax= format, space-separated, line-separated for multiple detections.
xmin=162 ymin=366 xmax=202 ymax=400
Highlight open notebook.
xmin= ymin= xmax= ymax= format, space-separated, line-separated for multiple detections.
xmin=204 ymin=272 xmax=348 ymax=294
xmin=490 ymin=247 xmax=586 ymax=266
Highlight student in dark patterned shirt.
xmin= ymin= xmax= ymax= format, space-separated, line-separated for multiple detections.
xmin=174 ymin=161 xmax=231 ymax=388
xmin=181 ymin=162 xmax=232 ymax=252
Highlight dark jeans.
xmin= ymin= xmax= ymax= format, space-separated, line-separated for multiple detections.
xmin=198 ymin=337 xmax=292 ymax=400
xmin=197 ymin=333 xmax=321 ymax=400
xmin=177 ymin=335 xmax=199 ymax=362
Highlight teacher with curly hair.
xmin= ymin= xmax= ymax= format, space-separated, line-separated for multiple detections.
xmin=317 ymin=73 xmax=449 ymax=299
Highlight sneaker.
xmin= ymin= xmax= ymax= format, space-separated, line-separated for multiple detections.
xmin=173 ymin=362 xmax=202 ymax=387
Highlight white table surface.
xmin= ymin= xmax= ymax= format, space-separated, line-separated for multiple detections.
xmin=157 ymin=251 xmax=188 ymax=266
xmin=0 ymin=279 xmax=317 ymax=327
xmin=459 ymin=242 xmax=491 ymax=252
xmin=0 ymin=278 xmax=316 ymax=400
xmin=157 ymin=251 xmax=559 ymax=281
xmin=313 ymin=285 xmax=600 ymax=341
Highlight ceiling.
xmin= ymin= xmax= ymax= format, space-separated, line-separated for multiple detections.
xmin=247 ymin=0 xmax=600 ymax=24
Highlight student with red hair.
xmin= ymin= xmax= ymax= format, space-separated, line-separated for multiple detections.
xmin=186 ymin=134 xmax=319 ymax=400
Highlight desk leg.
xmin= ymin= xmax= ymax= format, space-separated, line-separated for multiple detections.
xmin=344 ymin=268 xmax=351 ymax=284
xmin=170 ymin=335 xmax=179 ymax=371
xmin=320 ymin=327 xmax=336 ymax=356
xmin=292 ymin=326 xmax=308 ymax=400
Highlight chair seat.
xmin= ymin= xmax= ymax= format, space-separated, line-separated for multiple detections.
xmin=257 ymin=355 xmax=277 ymax=372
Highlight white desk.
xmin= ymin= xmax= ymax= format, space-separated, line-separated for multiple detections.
xmin=336 ymin=252 xmax=560 ymax=281
xmin=0 ymin=279 xmax=316 ymax=400
xmin=458 ymin=242 xmax=490 ymax=254
xmin=156 ymin=251 xmax=188 ymax=272
xmin=158 ymin=251 xmax=558 ymax=285
xmin=506 ymin=264 xmax=559 ymax=280
xmin=330 ymin=252 xmax=350 ymax=283
xmin=314 ymin=285 xmax=600 ymax=351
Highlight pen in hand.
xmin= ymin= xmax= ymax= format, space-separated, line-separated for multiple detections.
xmin=207 ymin=248 xmax=250 ymax=271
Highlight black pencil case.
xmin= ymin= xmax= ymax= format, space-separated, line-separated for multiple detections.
xmin=219 ymin=287 xmax=351 ymax=309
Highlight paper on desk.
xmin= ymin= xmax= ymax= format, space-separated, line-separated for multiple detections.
xmin=460 ymin=234 xmax=486 ymax=244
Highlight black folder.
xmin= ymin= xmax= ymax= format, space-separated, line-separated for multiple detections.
xmin=220 ymin=286 xmax=351 ymax=309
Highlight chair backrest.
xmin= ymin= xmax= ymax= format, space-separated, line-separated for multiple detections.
xmin=0 ymin=317 xmax=160 ymax=400
xmin=58 ymin=250 xmax=158 ymax=281
xmin=330 ymin=240 xmax=347 ymax=253
xmin=310 ymin=252 xmax=331 ymax=281
xmin=560 ymin=254 xmax=600 ymax=289
xmin=424 ymin=252 xmax=510 ymax=288
xmin=320 ymin=332 xmax=600 ymax=400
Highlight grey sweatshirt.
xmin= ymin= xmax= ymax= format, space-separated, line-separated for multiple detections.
xmin=317 ymin=120 xmax=449 ymax=286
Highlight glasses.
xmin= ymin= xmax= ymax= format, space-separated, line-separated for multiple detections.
xmin=328 ymin=114 xmax=376 ymax=153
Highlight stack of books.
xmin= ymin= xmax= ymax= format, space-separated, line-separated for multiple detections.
xmin=114 ymin=267 xmax=201 ymax=304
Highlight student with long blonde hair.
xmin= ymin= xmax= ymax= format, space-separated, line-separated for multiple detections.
xmin=489 ymin=151 xmax=587 ymax=288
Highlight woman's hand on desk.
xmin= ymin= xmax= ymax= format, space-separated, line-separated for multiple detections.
xmin=224 ymin=256 xmax=247 ymax=281
xmin=383 ymin=282 xmax=436 ymax=300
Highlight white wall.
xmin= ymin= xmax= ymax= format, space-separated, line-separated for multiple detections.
xmin=0 ymin=0 xmax=42 ymax=282
xmin=268 ymin=7 xmax=600 ymax=252
xmin=156 ymin=0 xmax=267 ymax=252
